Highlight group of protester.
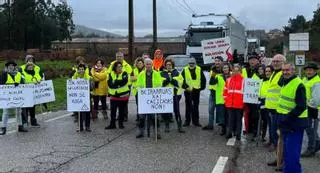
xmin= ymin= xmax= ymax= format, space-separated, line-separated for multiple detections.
xmin=1 ymin=49 xmax=320 ymax=173
xmin=0 ymin=55 xmax=44 ymax=135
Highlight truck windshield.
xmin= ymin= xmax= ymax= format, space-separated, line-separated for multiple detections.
xmin=187 ymin=31 xmax=223 ymax=46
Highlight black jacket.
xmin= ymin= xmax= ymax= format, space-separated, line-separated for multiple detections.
xmin=161 ymin=69 xmax=180 ymax=95
xmin=108 ymin=71 xmax=130 ymax=97
xmin=181 ymin=67 xmax=206 ymax=93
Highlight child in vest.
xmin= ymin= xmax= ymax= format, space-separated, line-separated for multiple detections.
xmin=72 ymin=64 xmax=92 ymax=132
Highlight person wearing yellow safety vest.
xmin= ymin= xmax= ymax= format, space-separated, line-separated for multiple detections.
xmin=301 ymin=62 xmax=320 ymax=157
xmin=265 ymin=54 xmax=285 ymax=155
xmin=136 ymin=58 xmax=163 ymax=139
xmin=91 ymin=58 xmax=108 ymax=120
xmin=181 ymin=57 xmax=206 ymax=127
xmin=105 ymin=61 xmax=130 ymax=130
xmin=242 ymin=55 xmax=261 ymax=139
xmin=0 ymin=61 xmax=28 ymax=135
xmin=275 ymin=63 xmax=308 ymax=173
xmin=160 ymin=58 xmax=185 ymax=133
xmin=70 ymin=56 xmax=90 ymax=78
xmin=21 ymin=58 xmax=44 ymax=127
xmin=108 ymin=52 xmax=132 ymax=122
xmin=130 ymin=57 xmax=145 ymax=121
xmin=203 ymin=56 xmax=223 ymax=131
xmin=72 ymin=64 xmax=92 ymax=132
xmin=259 ymin=65 xmax=274 ymax=143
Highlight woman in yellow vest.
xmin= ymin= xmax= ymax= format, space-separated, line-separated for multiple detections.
xmin=160 ymin=58 xmax=185 ymax=133
xmin=259 ymin=65 xmax=274 ymax=143
xmin=21 ymin=62 xmax=43 ymax=127
xmin=105 ymin=61 xmax=130 ymax=129
xmin=91 ymin=58 xmax=108 ymax=120
xmin=0 ymin=61 xmax=28 ymax=135
xmin=301 ymin=62 xmax=320 ymax=157
xmin=72 ymin=64 xmax=92 ymax=132
xmin=131 ymin=57 xmax=145 ymax=121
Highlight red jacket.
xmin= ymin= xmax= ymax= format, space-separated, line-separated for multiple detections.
xmin=224 ymin=74 xmax=244 ymax=109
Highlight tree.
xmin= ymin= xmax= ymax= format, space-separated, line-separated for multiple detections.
xmin=283 ymin=15 xmax=308 ymax=36
xmin=55 ymin=0 xmax=75 ymax=42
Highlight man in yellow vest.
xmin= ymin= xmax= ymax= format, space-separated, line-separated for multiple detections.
xmin=20 ymin=56 xmax=44 ymax=127
xmin=276 ymin=63 xmax=308 ymax=173
xmin=108 ymin=52 xmax=132 ymax=122
xmin=242 ymin=54 xmax=261 ymax=138
xmin=136 ymin=58 xmax=163 ymax=139
xmin=203 ymin=56 xmax=223 ymax=131
xmin=0 ymin=61 xmax=28 ymax=135
xmin=181 ymin=58 xmax=206 ymax=127
xmin=301 ymin=62 xmax=320 ymax=157
xmin=266 ymin=54 xmax=285 ymax=154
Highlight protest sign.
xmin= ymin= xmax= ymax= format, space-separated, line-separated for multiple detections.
xmin=138 ymin=87 xmax=173 ymax=114
xmin=201 ymin=37 xmax=233 ymax=64
xmin=243 ymin=78 xmax=262 ymax=104
xmin=67 ymin=79 xmax=90 ymax=112
xmin=34 ymin=80 xmax=55 ymax=105
xmin=0 ymin=84 xmax=34 ymax=109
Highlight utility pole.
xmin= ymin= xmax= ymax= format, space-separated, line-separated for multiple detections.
xmin=152 ymin=0 xmax=157 ymax=54
xmin=128 ymin=0 xmax=134 ymax=62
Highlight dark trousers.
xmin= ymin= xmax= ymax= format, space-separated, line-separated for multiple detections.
xmin=283 ymin=130 xmax=304 ymax=173
xmin=79 ymin=112 xmax=90 ymax=130
xmin=138 ymin=114 xmax=160 ymax=136
xmin=110 ymin=100 xmax=126 ymax=127
xmin=184 ymin=92 xmax=200 ymax=125
xmin=93 ymin=95 xmax=107 ymax=110
xmin=162 ymin=95 xmax=183 ymax=127
xmin=270 ymin=110 xmax=279 ymax=146
xmin=22 ymin=106 xmax=36 ymax=125
xmin=227 ymin=108 xmax=243 ymax=138
xmin=260 ymin=108 xmax=270 ymax=139
xmin=247 ymin=103 xmax=259 ymax=135
xmin=216 ymin=104 xmax=225 ymax=125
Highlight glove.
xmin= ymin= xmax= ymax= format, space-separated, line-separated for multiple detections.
xmin=14 ymin=83 xmax=19 ymax=87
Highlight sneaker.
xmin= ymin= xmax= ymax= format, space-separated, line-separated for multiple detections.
xmin=105 ymin=125 xmax=116 ymax=130
xmin=136 ymin=134 xmax=144 ymax=138
xmin=85 ymin=128 xmax=92 ymax=132
xmin=202 ymin=125 xmax=214 ymax=130
xmin=301 ymin=150 xmax=315 ymax=157
xmin=267 ymin=160 xmax=277 ymax=167
xmin=31 ymin=123 xmax=40 ymax=127
xmin=183 ymin=122 xmax=190 ymax=127
xmin=193 ymin=123 xmax=202 ymax=127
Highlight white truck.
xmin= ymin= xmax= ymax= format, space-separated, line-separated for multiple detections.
xmin=185 ymin=13 xmax=247 ymax=68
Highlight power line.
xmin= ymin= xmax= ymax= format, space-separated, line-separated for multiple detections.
xmin=181 ymin=0 xmax=196 ymax=14
xmin=175 ymin=0 xmax=193 ymax=15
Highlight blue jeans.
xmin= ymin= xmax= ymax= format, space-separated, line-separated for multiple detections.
xmin=283 ymin=130 xmax=304 ymax=173
xmin=208 ymin=92 xmax=216 ymax=126
xmin=270 ymin=110 xmax=279 ymax=146
xmin=305 ymin=118 xmax=320 ymax=152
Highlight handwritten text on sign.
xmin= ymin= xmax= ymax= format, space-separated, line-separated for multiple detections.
xmin=138 ymin=87 xmax=173 ymax=114
xmin=0 ymin=84 xmax=34 ymax=109
xmin=67 ymin=79 xmax=90 ymax=112
xmin=201 ymin=37 xmax=232 ymax=64
xmin=243 ymin=78 xmax=262 ymax=104
xmin=34 ymin=80 xmax=56 ymax=105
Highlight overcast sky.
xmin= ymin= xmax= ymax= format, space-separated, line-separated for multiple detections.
xmin=66 ymin=0 xmax=319 ymax=36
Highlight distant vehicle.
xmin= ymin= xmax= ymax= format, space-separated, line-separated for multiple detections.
xmin=185 ymin=13 xmax=247 ymax=68
xmin=247 ymin=38 xmax=260 ymax=54
xmin=166 ymin=54 xmax=191 ymax=73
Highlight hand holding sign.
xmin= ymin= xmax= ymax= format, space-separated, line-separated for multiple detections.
xmin=243 ymin=78 xmax=262 ymax=104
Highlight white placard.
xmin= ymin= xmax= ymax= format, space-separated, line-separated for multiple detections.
xmin=34 ymin=80 xmax=56 ymax=105
xmin=289 ymin=33 xmax=309 ymax=51
xmin=138 ymin=87 xmax=173 ymax=114
xmin=0 ymin=84 xmax=35 ymax=108
xmin=67 ymin=79 xmax=90 ymax=112
xmin=201 ymin=37 xmax=233 ymax=64
xmin=295 ymin=54 xmax=306 ymax=66
xmin=243 ymin=78 xmax=262 ymax=104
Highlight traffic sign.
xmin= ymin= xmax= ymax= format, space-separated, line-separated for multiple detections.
xmin=295 ymin=54 xmax=305 ymax=66
xmin=289 ymin=33 xmax=309 ymax=51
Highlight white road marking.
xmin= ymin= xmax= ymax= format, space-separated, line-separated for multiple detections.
xmin=226 ymin=137 xmax=236 ymax=146
xmin=212 ymin=156 xmax=228 ymax=173
xmin=44 ymin=113 xmax=73 ymax=123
